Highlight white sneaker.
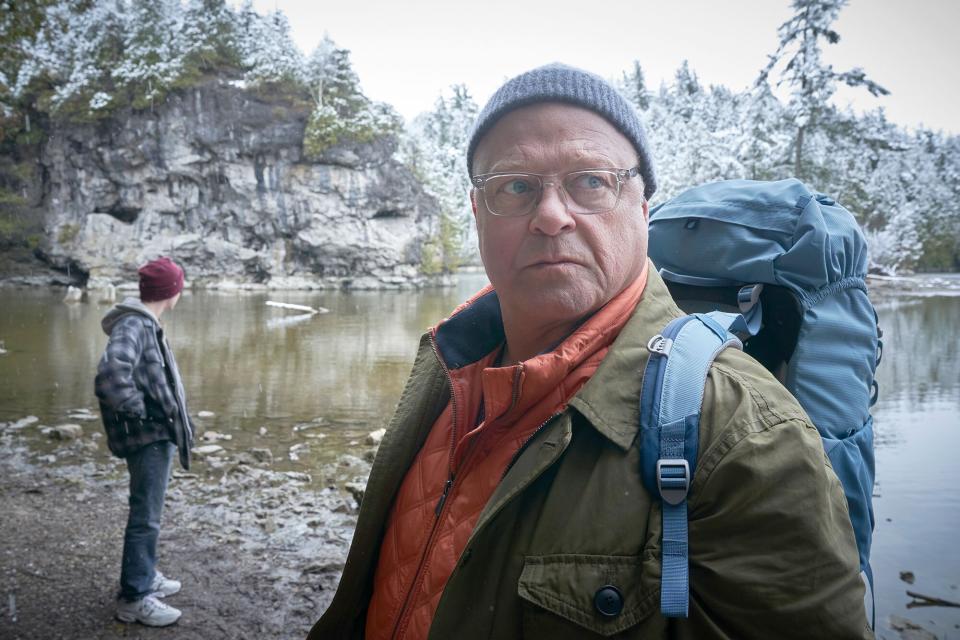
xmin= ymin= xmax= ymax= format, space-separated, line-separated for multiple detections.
xmin=150 ymin=570 xmax=181 ymax=597
xmin=116 ymin=594 xmax=182 ymax=627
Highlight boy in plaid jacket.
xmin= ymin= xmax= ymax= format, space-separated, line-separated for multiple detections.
xmin=95 ymin=257 xmax=194 ymax=627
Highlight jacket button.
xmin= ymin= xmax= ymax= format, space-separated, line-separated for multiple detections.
xmin=593 ymin=585 xmax=623 ymax=617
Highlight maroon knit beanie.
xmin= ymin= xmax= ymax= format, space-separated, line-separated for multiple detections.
xmin=138 ymin=257 xmax=184 ymax=303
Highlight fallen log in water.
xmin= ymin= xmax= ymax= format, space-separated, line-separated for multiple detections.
xmin=906 ymin=590 xmax=960 ymax=608
xmin=265 ymin=300 xmax=329 ymax=314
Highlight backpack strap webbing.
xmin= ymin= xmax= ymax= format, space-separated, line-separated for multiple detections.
xmin=640 ymin=312 xmax=743 ymax=617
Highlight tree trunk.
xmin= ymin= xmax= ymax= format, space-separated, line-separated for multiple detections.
xmin=795 ymin=125 xmax=805 ymax=178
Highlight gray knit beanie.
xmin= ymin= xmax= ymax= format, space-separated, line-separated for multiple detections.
xmin=467 ymin=63 xmax=657 ymax=200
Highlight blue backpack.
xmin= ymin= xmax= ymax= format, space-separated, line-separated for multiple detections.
xmin=641 ymin=178 xmax=881 ymax=619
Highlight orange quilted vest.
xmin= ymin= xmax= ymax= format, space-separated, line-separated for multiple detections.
xmin=365 ymin=268 xmax=647 ymax=640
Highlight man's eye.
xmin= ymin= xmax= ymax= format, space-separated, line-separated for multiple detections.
xmin=572 ymin=173 xmax=611 ymax=190
xmin=504 ymin=179 xmax=532 ymax=195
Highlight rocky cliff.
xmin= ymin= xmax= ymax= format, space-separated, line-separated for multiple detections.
xmin=30 ymin=81 xmax=440 ymax=290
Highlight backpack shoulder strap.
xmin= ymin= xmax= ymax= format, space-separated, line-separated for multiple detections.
xmin=639 ymin=311 xmax=743 ymax=617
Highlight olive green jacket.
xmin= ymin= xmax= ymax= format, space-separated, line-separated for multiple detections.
xmin=309 ymin=268 xmax=872 ymax=640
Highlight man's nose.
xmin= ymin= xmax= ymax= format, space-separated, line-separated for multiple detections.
xmin=528 ymin=182 xmax=576 ymax=236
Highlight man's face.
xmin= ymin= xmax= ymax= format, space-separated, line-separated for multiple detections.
xmin=169 ymin=292 xmax=181 ymax=310
xmin=471 ymin=102 xmax=649 ymax=331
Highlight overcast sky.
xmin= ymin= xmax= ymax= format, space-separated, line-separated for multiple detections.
xmin=251 ymin=0 xmax=960 ymax=134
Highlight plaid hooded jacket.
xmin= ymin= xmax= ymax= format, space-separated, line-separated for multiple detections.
xmin=94 ymin=298 xmax=194 ymax=469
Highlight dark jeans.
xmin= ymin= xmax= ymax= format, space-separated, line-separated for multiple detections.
xmin=119 ymin=440 xmax=175 ymax=601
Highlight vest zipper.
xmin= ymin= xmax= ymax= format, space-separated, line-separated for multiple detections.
xmin=429 ymin=331 xmax=460 ymax=489
xmin=392 ymin=446 xmax=485 ymax=640
xmin=434 ymin=478 xmax=453 ymax=516
xmin=391 ymin=339 xmax=526 ymax=639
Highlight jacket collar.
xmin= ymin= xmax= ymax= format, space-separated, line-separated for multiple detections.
xmin=434 ymin=260 xmax=682 ymax=451
xmin=568 ymin=265 xmax=684 ymax=451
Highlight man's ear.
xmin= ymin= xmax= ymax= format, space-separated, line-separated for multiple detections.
xmin=641 ymin=199 xmax=649 ymax=223
xmin=470 ymin=190 xmax=478 ymax=217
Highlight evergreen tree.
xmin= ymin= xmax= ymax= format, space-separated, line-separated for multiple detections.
xmin=114 ymin=0 xmax=185 ymax=109
xmin=0 ymin=0 xmax=57 ymax=115
xmin=236 ymin=3 xmax=303 ymax=86
xmin=757 ymin=0 xmax=888 ymax=180
xmin=619 ymin=61 xmax=650 ymax=111
xmin=403 ymin=84 xmax=478 ymax=272
xmin=852 ymin=113 xmax=922 ymax=273
xmin=181 ymin=0 xmax=241 ymax=76
xmin=304 ymin=39 xmax=369 ymax=119
xmin=908 ymin=130 xmax=960 ymax=271
xmin=54 ymin=0 xmax=126 ymax=113
xmin=302 ymin=38 xmax=400 ymax=159
xmin=737 ymin=81 xmax=793 ymax=180
xmin=304 ymin=36 xmax=336 ymax=106
xmin=11 ymin=0 xmax=126 ymax=114
xmin=649 ymin=62 xmax=743 ymax=200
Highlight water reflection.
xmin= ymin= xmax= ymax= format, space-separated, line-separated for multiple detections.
xmin=869 ymin=290 xmax=960 ymax=637
xmin=0 ymin=275 xmax=491 ymax=465
xmin=266 ymin=312 xmax=317 ymax=330
xmin=874 ymin=295 xmax=960 ymax=410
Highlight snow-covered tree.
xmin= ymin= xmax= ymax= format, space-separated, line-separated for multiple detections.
xmin=113 ymin=0 xmax=186 ymax=109
xmin=647 ymin=62 xmax=744 ymax=201
xmin=619 ymin=61 xmax=650 ymax=111
xmin=180 ymin=0 xmax=241 ymax=76
xmin=758 ymin=0 xmax=888 ymax=180
xmin=12 ymin=0 xmax=126 ymax=114
xmin=903 ymin=130 xmax=960 ymax=271
xmin=402 ymin=84 xmax=478 ymax=272
xmin=302 ymin=38 xmax=400 ymax=160
xmin=0 ymin=0 xmax=55 ymax=109
xmin=736 ymin=81 xmax=793 ymax=180
xmin=236 ymin=4 xmax=303 ymax=86
xmin=851 ymin=116 xmax=922 ymax=272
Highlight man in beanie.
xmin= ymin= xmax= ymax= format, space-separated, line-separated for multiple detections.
xmin=95 ymin=256 xmax=194 ymax=627
xmin=310 ymin=65 xmax=869 ymax=639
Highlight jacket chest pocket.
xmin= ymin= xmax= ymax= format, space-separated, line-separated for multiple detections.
xmin=518 ymin=554 xmax=661 ymax=638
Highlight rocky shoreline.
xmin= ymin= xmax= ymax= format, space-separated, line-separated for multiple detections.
xmin=0 ymin=412 xmax=379 ymax=639
xmin=0 ymin=253 xmax=459 ymax=292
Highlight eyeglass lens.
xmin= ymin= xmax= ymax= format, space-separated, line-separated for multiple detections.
xmin=483 ymin=170 xmax=621 ymax=216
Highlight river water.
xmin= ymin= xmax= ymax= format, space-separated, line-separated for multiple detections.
xmin=0 ymin=273 xmax=957 ymax=636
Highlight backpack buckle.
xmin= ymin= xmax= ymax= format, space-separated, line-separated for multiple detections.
xmin=647 ymin=335 xmax=673 ymax=357
xmin=656 ymin=458 xmax=690 ymax=505
xmin=737 ymin=283 xmax=764 ymax=313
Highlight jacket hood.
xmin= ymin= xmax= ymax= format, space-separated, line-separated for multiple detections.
xmin=101 ymin=297 xmax=160 ymax=335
